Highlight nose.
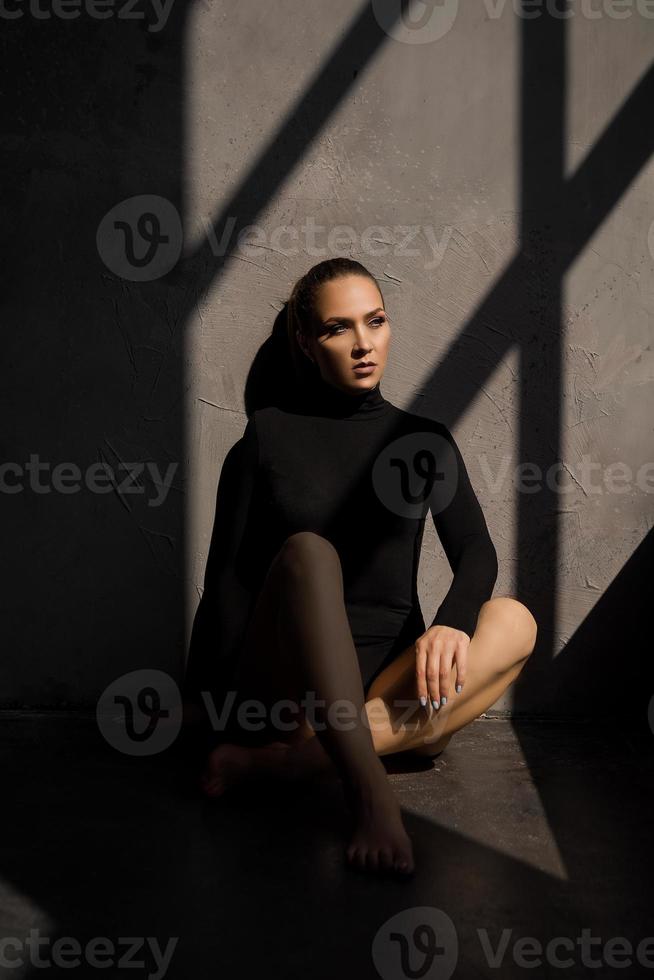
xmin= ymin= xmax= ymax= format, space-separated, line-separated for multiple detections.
xmin=352 ymin=323 xmax=374 ymax=352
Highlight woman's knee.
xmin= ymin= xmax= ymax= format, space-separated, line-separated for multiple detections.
xmin=276 ymin=531 xmax=341 ymax=578
xmin=479 ymin=595 xmax=538 ymax=665
xmin=412 ymin=733 xmax=452 ymax=759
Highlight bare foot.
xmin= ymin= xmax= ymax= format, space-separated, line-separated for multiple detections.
xmin=200 ymin=741 xmax=291 ymax=798
xmin=344 ymin=760 xmax=415 ymax=878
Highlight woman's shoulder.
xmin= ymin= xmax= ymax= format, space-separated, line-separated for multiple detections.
xmin=243 ymin=404 xmax=296 ymax=452
xmin=247 ymin=404 xmax=286 ymax=431
xmin=387 ymin=403 xmax=452 ymax=435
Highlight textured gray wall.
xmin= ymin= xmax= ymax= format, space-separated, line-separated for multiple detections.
xmin=3 ymin=1 xmax=653 ymax=717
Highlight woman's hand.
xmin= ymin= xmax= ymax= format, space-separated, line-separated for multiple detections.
xmin=415 ymin=625 xmax=470 ymax=711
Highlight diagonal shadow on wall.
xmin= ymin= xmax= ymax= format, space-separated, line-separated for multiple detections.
xmin=182 ymin=0 xmax=654 ymax=895
xmin=1 ymin=2 xmax=653 ymax=976
xmin=182 ymin=7 xmax=654 ymax=724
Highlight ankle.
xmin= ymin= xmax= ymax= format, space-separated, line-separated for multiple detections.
xmin=344 ymin=756 xmax=388 ymax=801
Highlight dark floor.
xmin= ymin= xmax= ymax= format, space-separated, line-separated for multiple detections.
xmin=0 ymin=713 xmax=652 ymax=980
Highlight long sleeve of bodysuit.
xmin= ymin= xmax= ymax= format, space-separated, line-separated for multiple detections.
xmin=428 ymin=423 xmax=498 ymax=640
xmin=183 ymin=414 xmax=261 ymax=705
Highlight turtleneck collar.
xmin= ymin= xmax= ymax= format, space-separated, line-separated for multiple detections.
xmin=305 ymin=374 xmax=391 ymax=421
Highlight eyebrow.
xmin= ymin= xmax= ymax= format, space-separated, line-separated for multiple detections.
xmin=321 ymin=307 xmax=385 ymax=326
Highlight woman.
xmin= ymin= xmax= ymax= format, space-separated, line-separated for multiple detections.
xmin=183 ymin=257 xmax=537 ymax=878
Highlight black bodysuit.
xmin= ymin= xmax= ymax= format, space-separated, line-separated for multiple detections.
xmin=184 ymin=377 xmax=498 ymax=728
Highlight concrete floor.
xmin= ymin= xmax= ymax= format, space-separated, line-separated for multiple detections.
xmin=0 ymin=714 xmax=652 ymax=980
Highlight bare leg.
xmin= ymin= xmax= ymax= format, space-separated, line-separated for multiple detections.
xmin=202 ymin=532 xmax=415 ymax=876
xmin=229 ymin=595 xmax=538 ymax=779
xmin=368 ymin=595 xmax=538 ymax=756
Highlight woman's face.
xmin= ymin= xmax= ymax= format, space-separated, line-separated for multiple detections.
xmin=297 ymin=274 xmax=391 ymax=394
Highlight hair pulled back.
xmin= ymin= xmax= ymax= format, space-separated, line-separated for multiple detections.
xmin=285 ymin=257 xmax=384 ymax=389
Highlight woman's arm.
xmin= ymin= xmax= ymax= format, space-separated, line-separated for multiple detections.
xmin=428 ymin=423 xmax=498 ymax=639
xmin=183 ymin=413 xmax=261 ymax=706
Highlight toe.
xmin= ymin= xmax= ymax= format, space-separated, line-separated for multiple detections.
xmin=378 ymin=848 xmax=394 ymax=872
xmin=366 ymin=850 xmax=380 ymax=873
xmin=395 ymin=855 xmax=414 ymax=876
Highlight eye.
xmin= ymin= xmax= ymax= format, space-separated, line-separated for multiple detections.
xmin=326 ymin=315 xmax=386 ymax=335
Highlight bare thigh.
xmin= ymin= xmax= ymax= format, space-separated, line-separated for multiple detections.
xmin=365 ymin=595 xmax=537 ymax=757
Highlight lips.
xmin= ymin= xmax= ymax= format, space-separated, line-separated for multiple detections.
xmin=354 ymin=362 xmax=376 ymax=369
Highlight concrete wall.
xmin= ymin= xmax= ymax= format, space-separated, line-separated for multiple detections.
xmin=3 ymin=1 xmax=653 ymax=716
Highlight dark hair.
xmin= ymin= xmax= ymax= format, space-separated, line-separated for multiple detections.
xmin=286 ymin=257 xmax=385 ymax=389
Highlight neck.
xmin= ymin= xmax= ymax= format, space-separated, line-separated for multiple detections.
xmin=306 ymin=373 xmax=390 ymax=420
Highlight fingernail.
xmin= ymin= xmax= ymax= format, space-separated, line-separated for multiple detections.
xmin=431 ymin=699 xmax=439 ymax=711
xmin=456 ymin=684 xmax=462 ymax=694
xmin=441 ymin=696 xmax=447 ymax=706
xmin=419 ymin=696 xmax=427 ymax=707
